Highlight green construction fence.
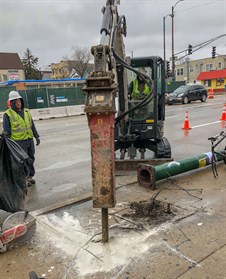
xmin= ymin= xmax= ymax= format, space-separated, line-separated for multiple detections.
xmin=165 ymin=81 xmax=186 ymax=93
xmin=0 ymin=87 xmax=85 ymax=112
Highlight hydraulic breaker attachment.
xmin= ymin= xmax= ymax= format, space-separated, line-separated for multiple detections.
xmin=83 ymin=45 xmax=117 ymax=242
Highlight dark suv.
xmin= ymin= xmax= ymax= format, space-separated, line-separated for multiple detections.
xmin=166 ymin=84 xmax=208 ymax=105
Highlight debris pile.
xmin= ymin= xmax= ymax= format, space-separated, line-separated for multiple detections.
xmin=123 ymin=199 xmax=176 ymax=227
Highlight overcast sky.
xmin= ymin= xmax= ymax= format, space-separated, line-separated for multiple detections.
xmin=1 ymin=0 xmax=226 ymax=69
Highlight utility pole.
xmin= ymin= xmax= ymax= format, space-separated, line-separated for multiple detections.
xmin=171 ymin=0 xmax=184 ymax=81
xmin=163 ymin=14 xmax=171 ymax=75
xmin=186 ymin=58 xmax=189 ymax=84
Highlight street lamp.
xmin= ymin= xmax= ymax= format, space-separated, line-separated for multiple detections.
xmin=171 ymin=0 xmax=184 ymax=81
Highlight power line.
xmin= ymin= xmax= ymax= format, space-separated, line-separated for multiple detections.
xmin=175 ymin=34 xmax=226 ymax=60
xmin=177 ymin=0 xmax=224 ymax=13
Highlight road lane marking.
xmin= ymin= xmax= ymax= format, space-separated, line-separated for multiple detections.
xmin=166 ymin=101 xmax=224 ymax=112
xmin=192 ymin=121 xmax=221 ymax=129
xmin=166 ymin=115 xmax=179 ymax=119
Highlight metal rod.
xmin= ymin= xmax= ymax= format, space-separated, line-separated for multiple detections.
xmin=102 ymin=208 xmax=109 ymax=242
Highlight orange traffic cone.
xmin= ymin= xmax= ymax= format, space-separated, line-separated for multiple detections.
xmin=182 ymin=110 xmax=191 ymax=130
xmin=220 ymin=104 xmax=226 ymax=121
xmin=208 ymin=88 xmax=214 ymax=99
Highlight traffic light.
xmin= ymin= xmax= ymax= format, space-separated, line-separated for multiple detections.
xmin=188 ymin=44 xmax=192 ymax=55
xmin=166 ymin=61 xmax=170 ymax=77
xmin=212 ymin=46 xmax=216 ymax=59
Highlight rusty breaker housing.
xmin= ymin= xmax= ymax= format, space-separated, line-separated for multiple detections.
xmin=83 ymin=45 xmax=117 ymax=208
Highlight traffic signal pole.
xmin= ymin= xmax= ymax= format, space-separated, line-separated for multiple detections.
xmin=137 ymin=151 xmax=225 ymax=189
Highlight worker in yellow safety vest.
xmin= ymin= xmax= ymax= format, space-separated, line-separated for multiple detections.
xmin=129 ymin=67 xmax=151 ymax=100
xmin=3 ymin=91 xmax=40 ymax=187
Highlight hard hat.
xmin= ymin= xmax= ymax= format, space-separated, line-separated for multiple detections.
xmin=8 ymin=91 xmax=22 ymax=101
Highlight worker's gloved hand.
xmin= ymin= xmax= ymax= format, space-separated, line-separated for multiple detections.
xmin=36 ymin=138 xmax=40 ymax=146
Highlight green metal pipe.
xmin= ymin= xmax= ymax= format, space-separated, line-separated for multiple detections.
xmin=137 ymin=151 xmax=225 ymax=189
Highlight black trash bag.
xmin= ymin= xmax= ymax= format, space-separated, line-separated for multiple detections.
xmin=0 ymin=133 xmax=30 ymax=213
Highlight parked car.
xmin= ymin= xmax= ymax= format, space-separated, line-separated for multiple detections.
xmin=166 ymin=84 xmax=208 ymax=105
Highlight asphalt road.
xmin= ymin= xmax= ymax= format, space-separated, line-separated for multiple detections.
xmin=26 ymin=95 xmax=226 ymax=211
xmin=164 ymin=94 xmax=226 ymax=159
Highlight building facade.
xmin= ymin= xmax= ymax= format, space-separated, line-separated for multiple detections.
xmin=0 ymin=53 xmax=25 ymax=84
xmin=175 ymin=55 xmax=226 ymax=87
xmin=196 ymin=69 xmax=226 ymax=93
xmin=51 ymin=61 xmax=77 ymax=79
xmin=41 ymin=70 xmax=52 ymax=80
xmin=51 ymin=60 xmax=94 ymax=79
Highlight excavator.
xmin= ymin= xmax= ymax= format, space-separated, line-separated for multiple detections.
xmin=83 ymin=0 xmax=172 ymax=241
xmin=84 ymin=0 xmax=171 ymax=171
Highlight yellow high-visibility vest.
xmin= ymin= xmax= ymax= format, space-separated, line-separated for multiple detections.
xmin=6 ymin=108 xmax=34 ymax=141
xmin=131 ymin=79 xmax=150 ymax=100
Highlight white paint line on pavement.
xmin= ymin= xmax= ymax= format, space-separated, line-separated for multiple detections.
xmin=192 ymin=121 xmax=221 ymax=129
xmin=166 ymin=101 xmax=224 ymax=112
xmin=167 ymin=115 xmax=179 ymax=119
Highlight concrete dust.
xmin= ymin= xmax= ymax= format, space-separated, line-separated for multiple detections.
xmin=32 ymin=187 xmax=192 ymax=277
xmin=36 ymin=210 xmax=166 ymax=277
xmin=37 ymin=212 xmax=92 ymax=252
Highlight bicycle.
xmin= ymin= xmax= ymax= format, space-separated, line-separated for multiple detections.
xmin=208 ymin=130 xmax=226 ymax=178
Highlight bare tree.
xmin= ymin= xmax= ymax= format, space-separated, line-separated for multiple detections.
xmin=69 ymin=46 xmax=92 ymax=78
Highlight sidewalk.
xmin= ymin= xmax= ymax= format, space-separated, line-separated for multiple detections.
xmin=0 ymin=163 xmax=225 ymax=279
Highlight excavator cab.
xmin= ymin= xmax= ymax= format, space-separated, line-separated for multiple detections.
xmin=115 ymin=56 xmax=171 ymax=160
xmin=128 ymin=57 xmax=163 ymax=121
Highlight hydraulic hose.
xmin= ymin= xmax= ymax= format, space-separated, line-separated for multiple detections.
xmin=110 ymin=17 xmax=154 ymax=124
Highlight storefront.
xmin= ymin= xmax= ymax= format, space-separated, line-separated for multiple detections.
xmin=196 ymin=69 xmax=226 ymax=93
